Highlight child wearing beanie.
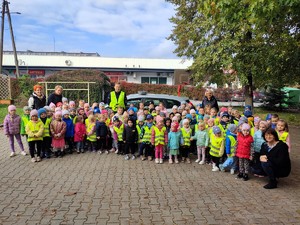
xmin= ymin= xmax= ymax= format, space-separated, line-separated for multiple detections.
xmin=219 ymin=124 xmax=238 ymax=174
xmin=168 ymin=122 xmax=181 ymax=164
xmin=38 ymin=108 xmax=52 ymax=158
xmin=50 ymin=111 xmax=67 ymax=157
xmin=236 ymin=123 xmax=254 ymax=181
xmin=4 ymin=105 xmax=26 ymax=157
xmin=20 ymin=106 xmax=31 ymax=138
xmin=25 ymin=109 xmax=44 ymax=162
xmin=209 ymin=126 xmax=225 ymax=171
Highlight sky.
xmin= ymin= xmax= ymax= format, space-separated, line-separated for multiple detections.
xmin=2 ymin=0 xmax=178 ymax=58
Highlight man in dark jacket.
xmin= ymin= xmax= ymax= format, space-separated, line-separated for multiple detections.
xmin=202 ymin=89 xmax=219 ymax=112
xmin=123 ymin=118 xmax=138 ymax=160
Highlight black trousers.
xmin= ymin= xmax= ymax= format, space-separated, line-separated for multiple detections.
xmin=180 ymin=145 xmax=190 ymax=158
xmin=41 ymin=136 xmax=52 ymax=157
xmin=125 ymin=143 xmax=137 ymax=155
xmin=97 ymin=136 xmax=107 ymax=150
xmin=29 ymin=140 xmax=42 ymax=158
xmin=139 ymin=143 xmax=154 ymax=157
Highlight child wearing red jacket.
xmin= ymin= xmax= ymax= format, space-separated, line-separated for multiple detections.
xmin=236 ymin=123 xmax=254 ymax=181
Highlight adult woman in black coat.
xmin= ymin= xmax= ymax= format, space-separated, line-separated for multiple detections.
xmin=260 ymin=128 xmax=291 ymax=189
xmin=47 ymin=85 xmax=63 ymax=106
xmin=202 ymin=89 xmax=219 ymax=112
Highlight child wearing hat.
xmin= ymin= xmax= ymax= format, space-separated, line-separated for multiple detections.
xmin=209 ymin=126 xmax=225 ymax=171
xmin=151 ymin=118 xmax=168 ymax=164
xmin=4 ymin=105 xmax=26 ymax=157
xmin=25 ymin=109 xmax=44 ymax=162
xmin=20 ymin=106 xmax=31 ymax=138
xmin=62 ymin=110 xmax=74 ymax=154
xmin=180 ymin=119 xmax=193 ymax=163
xmin=50 ymin=111 xmax=67 ymax=157
xmin=139 ymin=114 xmax=155 ymax=161
xmin=236 ymin=123 xmax=254 ymax=181
xmin=168 ymin=122 xmax=181 ymax=164
xmin=219 ymin=124 xmax=238 ymax=174
xmin=38 ymin=108 xmax=52 ymax=158
xmin=123 ymin=118 xmax=138 ymax=160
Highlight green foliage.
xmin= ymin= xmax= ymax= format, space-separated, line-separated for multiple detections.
xmin=45 ymin=70 xmax=111 ymax=103
xmin=263 ymin=87 xmax=289 ymax=111
xmin=167 ymin=0 xmax=300 ymax=103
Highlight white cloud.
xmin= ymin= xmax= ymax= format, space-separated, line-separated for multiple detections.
xmin=5 ymin=0 xmax=178 ymax=58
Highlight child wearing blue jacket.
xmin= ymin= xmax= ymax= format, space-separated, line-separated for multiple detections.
xmin=62 ymin=110 xmax=74 ymax=154
xmin=219 ymin=124 xmax=237 ymax=174
xmin=190 ymin=122 xmax=209 ymax=165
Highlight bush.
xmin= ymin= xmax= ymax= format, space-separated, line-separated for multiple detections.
xmin=45 ymin=70 xmax=111 ymax=103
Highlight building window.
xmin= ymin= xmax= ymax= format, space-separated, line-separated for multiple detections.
xmin=141 ymin=77 xmax=167 ymax=84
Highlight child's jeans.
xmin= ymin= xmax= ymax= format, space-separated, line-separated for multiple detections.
xmin=76 ymin=141 xmax=83 ymax=150
xmin=155 ymin=144 xmax=164 ymax=159
xmin=29 ymin=140 xmax=42 ymax=158
xmin=220 ymin=156 xmax=237 ymax=170
xmin=8 ymin=134 xmax=24 ymax=152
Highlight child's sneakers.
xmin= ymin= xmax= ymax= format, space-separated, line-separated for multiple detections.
xmin=175 ymin=159 xmax=179 ymax=164
xmin=115 ymin=149 xmax=119 ymax=154
xmin=124 ymin=155 xmax=129 ymax=160
xmin=140 ymin=156 xmax=145 ymax=161
xmin=31 ymin=158 xmax=36 ymax=163
xmin=195 ymin=159 xmax=200 ymax=163
xmin=186 ymin=158 xmax=191 ymax=164
xmin=169 ymin=158 xmax=173 ymax=164
xmin=131 ymin=155 xmax=136 ymax=160
xmin=105 ymin=150 xmax=109 ymax=154
xmin=159 ymin=159 xmax=163 ymax=164
xmin=10 ymin=152 xmax=16 ymax=157
xmin=243 ymin=174 xmax=249 ymax=181
xmin=155 ymin=158 xmax=159 ymax=164
xmin=230 ymin=169 xmax=235 ymax=175
xmin=148 ymin=156 xmax=152 ymax=161
xmin=212 ymin=166 xmax=219 ymax=172
xmin=36 ymin=156 xmax=41 ymax=162
xmin=98 ymin=151 xmax=103 ymax=154
xmin=236 ymin=173 xmax=243 ymax=179
xmin=21 ymin=151 xmax=27 ymax=156
xmin=199 ymin=160 xmax=205 ymax=165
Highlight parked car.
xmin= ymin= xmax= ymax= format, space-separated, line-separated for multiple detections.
xmin=127 ymin=91 xmax=194 ymax=111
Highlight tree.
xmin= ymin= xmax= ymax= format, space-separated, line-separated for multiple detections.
xmin=167 ymin=0 xmax=300 ymax=107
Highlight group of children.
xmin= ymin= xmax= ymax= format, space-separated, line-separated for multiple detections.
xmin=3 ymin=98 xmax=291 ymax=181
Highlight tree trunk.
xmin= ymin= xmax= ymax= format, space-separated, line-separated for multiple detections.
xmin=244 ymin=72 xmax=254 ymax=112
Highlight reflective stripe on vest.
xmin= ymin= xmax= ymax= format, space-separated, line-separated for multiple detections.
xmin=209 ymin=135 xmax=223 ymax=157
xmin=109 ymin=91 xmax=125 ymax=111
xmin=153 ymin=126 xmax=166 ymax=146
xmin=141 ymin=126 xmax=152 ymax=143
xmin=278 ymin=131 xmax=288 ymax=142
xmin=86 ymin=123 xmax=96 ymax=142
xmin=113 ymin=124 xmax=124 ymax=141
xmin=228 ymin=135 xmax=237 ymax=157
xmin=181 ymin=128 xmax=192 ymax=146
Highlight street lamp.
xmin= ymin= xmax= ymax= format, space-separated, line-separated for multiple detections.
xmin=0 ymin=0 xmax=20 ymax=78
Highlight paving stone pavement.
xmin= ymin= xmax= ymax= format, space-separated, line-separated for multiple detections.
xmin=0 ymin=127 xmax=300 ymax=225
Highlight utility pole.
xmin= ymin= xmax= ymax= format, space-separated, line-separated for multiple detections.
xmin=0 ymin=0 xmax=20 ymax=78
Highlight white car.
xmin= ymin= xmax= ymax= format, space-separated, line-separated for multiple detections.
xmin=127 ymin=91 xmax=194 ymax=111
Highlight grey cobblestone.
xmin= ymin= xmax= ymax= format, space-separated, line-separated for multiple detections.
xmin=0 ymin=127 xmax=300 ymax=224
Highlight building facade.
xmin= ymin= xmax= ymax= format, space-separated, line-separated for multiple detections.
xmin=2 ymin=51 xmax=193 ymax=85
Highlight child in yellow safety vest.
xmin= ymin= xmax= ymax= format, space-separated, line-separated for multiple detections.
xmin=151 ymin=118 xmax=168 ymax=164
xmin=38 ymin=108 xmax=52 ymax=159
xmin=180 ymin=119 xmax=193 ymax=163
xmin=86 ymin=115 xmax=97 ymax=152
xmin=219 ymin=124 xmax=238 ymax=174
xmin=25 ymin=109 xmax=44 ymax=162
xmin=139 ymin=115 xmax=155 ymax=161
xmin=209 ymin=126 xmax=225 ymax=172
xmin=276 ymin=119 xmax=290 ymax=152
xmin=112 ymin=116 xmax=124 ymax=155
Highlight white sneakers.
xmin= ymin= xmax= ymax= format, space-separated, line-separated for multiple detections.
xmin=155 ymin=158 xmax=159 ymax=164
xmin=212 ymin=166 xmax=219 ymax=172
xmin=159 ymin=159 xmax=163 ymax=164
xmin=10 ymin=152 xmax=16 ymax=157
xmin=195 ymin=159 xmax=200 ymax=163
xmin=230 ymin=169 xmax=235 ymax=175
xmin=199 ymin=161 xmax=205 ymax=165
xmin=169 ymin=159 xmax=173 ymax=164
xmin=21 ymin=151 xmax=27 ymax=156
xmin=31 ymin=158 xmax=36 ymax=163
